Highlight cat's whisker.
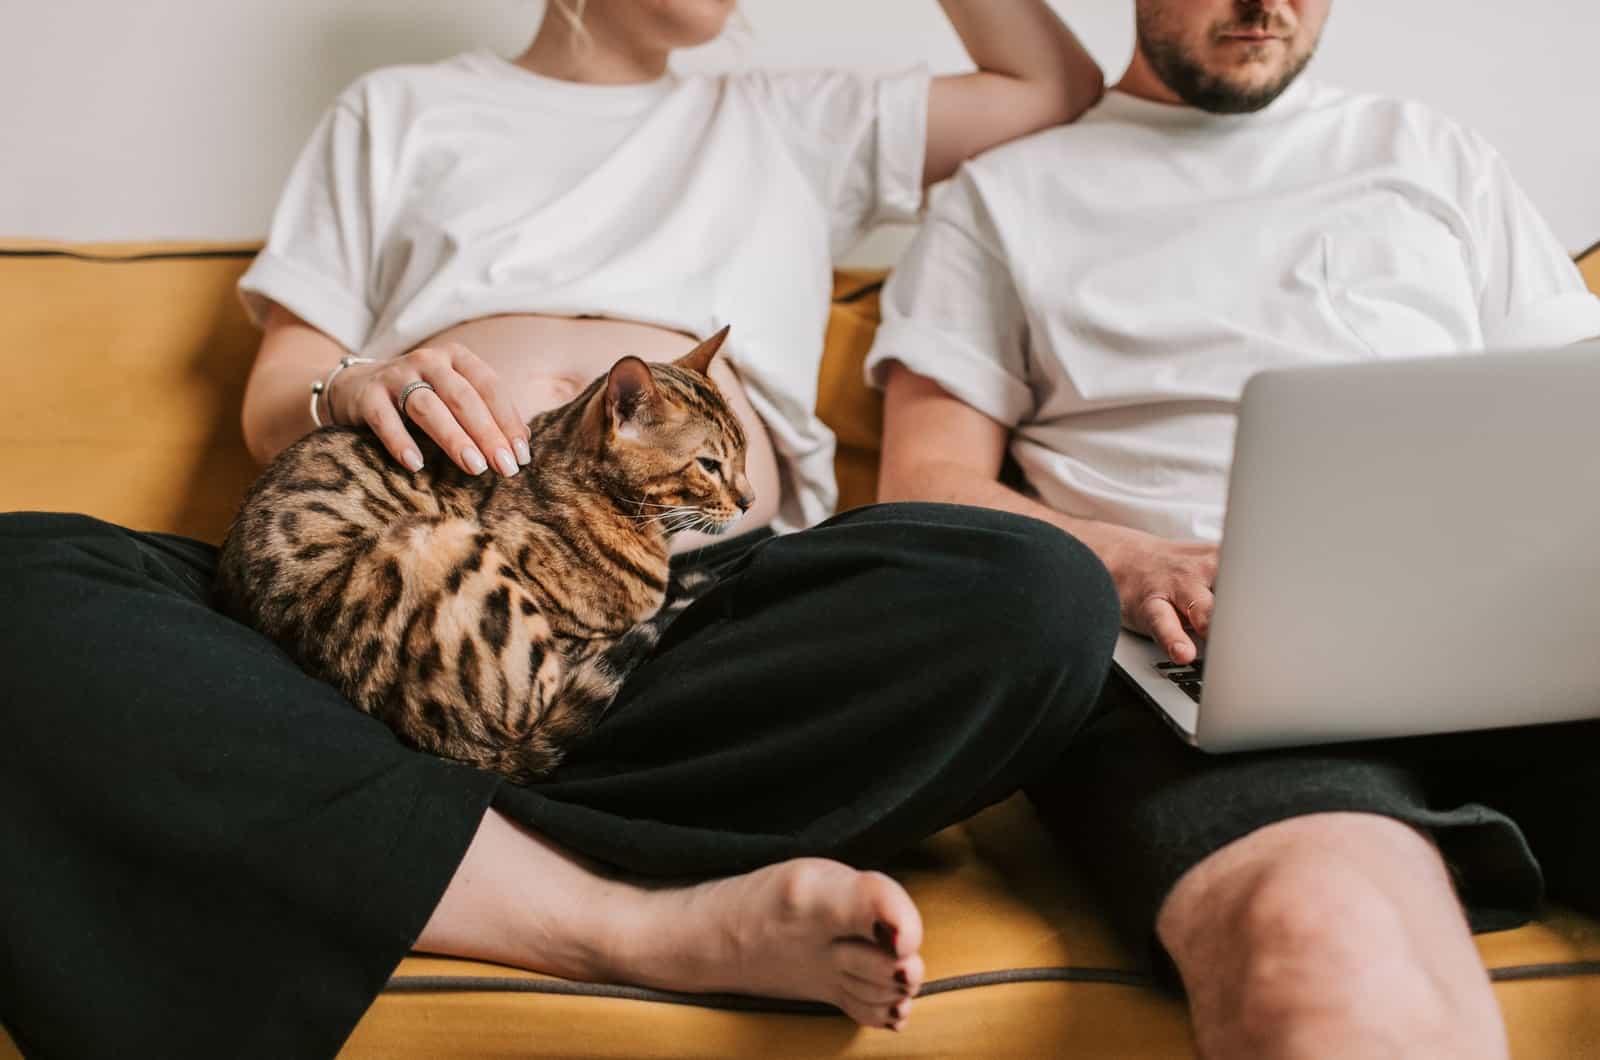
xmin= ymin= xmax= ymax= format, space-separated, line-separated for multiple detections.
xmin=644 ymin=508 xmax=698 ymax=529
xmin=664 ymin=514 xmax=705 ymax=535
xmin=619 ymin=497 xmax=688 ymax=512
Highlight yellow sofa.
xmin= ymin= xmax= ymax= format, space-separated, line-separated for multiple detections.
xmin=3 ymin=242 xmax=1600 ymax=1058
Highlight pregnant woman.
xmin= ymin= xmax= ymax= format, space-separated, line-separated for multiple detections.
xmin=0 ymin=2 xmax=1120 ymax=1055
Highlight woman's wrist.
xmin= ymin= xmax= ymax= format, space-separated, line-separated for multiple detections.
xmin=317 ymin=358 xmax=378 ymax=428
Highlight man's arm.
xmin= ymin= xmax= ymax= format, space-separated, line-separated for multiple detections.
xmin=1452 ymin=132 xmax=1600 ymax=348
xmin=879 ymin=363 xmax=1216 ymax=665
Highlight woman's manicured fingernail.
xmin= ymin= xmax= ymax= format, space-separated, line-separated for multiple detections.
xmin=403 ymin=449 xmax=424 ymax=472
xmin=494 ymin=448 xmax=518 ymax=476
xmin=463 ymin=448 xmax=487 ymax=475
xmin=514 ymin=438 xmax=530 ymax=465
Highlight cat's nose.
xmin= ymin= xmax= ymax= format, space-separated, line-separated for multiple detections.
xmin=734 ymin=490 xmax=754 ymax=512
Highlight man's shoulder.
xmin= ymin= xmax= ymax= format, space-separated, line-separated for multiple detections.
xmin=1302 ymin=80 xmax=1497 ymax=162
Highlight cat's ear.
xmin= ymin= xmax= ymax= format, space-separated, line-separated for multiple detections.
xmin=674 ymin=325 xmax=730 ymax=377
xmin=605 ymin=356 xmax=658 ymax=438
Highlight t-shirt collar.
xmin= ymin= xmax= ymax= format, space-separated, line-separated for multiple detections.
xmin=1097 ymin=76 xmax=1314 ymax=129
xmin=456 ymin=49 xmax=678 ymax=115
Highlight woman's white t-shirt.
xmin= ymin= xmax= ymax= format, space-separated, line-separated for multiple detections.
xmin=239 ymin=50 xmax=929 ymax=532
xmin=867 ymin=80 xmax=1600 ymax=543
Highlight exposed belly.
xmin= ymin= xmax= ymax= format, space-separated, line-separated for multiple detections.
xmin=425 ymin=314 xmax=783 ymax=554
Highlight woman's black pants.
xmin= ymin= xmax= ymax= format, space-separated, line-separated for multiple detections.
xmin=0 ymin=503 xmax=1119 ymax=1059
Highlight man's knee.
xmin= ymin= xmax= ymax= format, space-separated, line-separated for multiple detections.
xmin=1159 ymin=813 xmax=1489 ymax=1055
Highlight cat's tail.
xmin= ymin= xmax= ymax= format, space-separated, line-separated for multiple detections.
xmin=501 ymin=568 xmax=712 ymax=783
xmin=501 ymin=620 xmax=664 ymax=783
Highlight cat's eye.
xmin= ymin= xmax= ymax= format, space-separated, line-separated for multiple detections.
xmin=697 ymin=457 xmax=723 ymax=475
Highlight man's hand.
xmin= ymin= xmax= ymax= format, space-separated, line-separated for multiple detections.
xmin=1100 ymin=526 xmax=1218 ymax=665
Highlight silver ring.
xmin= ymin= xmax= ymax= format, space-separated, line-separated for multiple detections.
xmin=397 ymin=380 xmax=436 ymax=421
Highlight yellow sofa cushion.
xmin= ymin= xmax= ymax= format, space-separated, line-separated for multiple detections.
xmin=3 ymin=242 xmax=1600 ymax=1058
xmin=0 ymin=241 xmax=263 ymax=543
xmin=1579 ymin=239 xmax=1600 ymax=301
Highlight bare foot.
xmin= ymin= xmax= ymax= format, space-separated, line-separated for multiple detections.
xmin=595 ymin=858 xmax=925 ymax=1030
xmin=417 ymin=811 xmax=924 ymax=1030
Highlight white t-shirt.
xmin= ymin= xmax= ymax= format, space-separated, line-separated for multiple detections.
xmin=238 ymin=50 xmax=929 ymax=533
xmin=867 ymin=79 xmax=1600 ymax=543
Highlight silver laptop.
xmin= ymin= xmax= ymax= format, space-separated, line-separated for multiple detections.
xmin=1114 ymin=340 xmax=1600 ymax=752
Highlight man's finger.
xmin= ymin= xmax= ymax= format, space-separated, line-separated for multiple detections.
xmin=1141 ymin=596 xmax=1196 ymax=665
xmin=1182 ymin=591 xmax=1214 ymax=639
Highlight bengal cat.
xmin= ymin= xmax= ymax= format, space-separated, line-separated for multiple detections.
xmin=215 ymin=328 xmax=754 ymax=783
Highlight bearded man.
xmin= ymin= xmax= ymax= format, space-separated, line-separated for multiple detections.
xmin=869 ymin=1 xmax=1600 ymax=1056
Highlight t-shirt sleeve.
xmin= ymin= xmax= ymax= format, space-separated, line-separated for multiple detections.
xmin=738 ymin=67 xmax=929 ymax=257
xmin=236 ymin=97 xmax=380 ymax=351
xmin=1456 ymin=135 xmax=1600 ymax=348
xmin=864 ymin=167 xmax=1035 ymax=428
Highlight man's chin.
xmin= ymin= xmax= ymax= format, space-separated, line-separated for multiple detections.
xmin=1215 ymin=69 xmax=1290 ymax=100
xmin=1179 ymin=66 xmax=1302 ymax=114
xmin=1145 ymin=32 xmax=1315 ymax=115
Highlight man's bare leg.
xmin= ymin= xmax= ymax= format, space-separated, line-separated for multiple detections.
xmin=416 ymin=808 xmax=924 ymax=1030
xmin=1157 ymin=812 xmax=1508 ymax=1059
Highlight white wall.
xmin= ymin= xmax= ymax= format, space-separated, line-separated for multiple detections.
xmin=3 ymin=0 xmax=1596 ymax=264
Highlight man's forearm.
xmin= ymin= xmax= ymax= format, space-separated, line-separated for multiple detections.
xmin=880 ymin=456 xmax=1128 ymax=570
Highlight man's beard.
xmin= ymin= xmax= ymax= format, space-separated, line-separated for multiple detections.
xmin=1139 ymin=11 xmax=1316 ymax=114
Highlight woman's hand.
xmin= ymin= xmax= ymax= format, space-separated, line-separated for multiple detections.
xmin=1099 ymin=525 xmax=1219 ymax=666
xmin=328 ymin=342 xmax=531 ymax=476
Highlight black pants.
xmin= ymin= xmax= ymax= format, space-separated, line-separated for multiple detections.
xmin=0 ymin=504 xmax=1120 ymax=1059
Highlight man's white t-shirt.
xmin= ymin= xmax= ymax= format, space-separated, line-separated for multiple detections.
xmin=866 ymin=79 xmax=1600 ymax=543
xmin=238 ymin=50 xmax=929 ymax=533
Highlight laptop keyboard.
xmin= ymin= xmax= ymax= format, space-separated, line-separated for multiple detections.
xmin=1154 ymin=659 xmax=1205 ymax=703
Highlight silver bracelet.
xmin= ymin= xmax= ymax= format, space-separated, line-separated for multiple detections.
xmin=310 ymin=355 xmax=378 ymax=428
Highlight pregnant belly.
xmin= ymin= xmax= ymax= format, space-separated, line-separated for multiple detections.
xmin=424 ymin=313 xmax=783 ymax=554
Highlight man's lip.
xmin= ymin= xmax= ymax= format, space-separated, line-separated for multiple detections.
xmin=1220 ymin=31 xmax=1283 ymax=41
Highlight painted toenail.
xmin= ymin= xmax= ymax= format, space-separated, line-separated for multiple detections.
xmin=873 ymin=920 xmax=897 ymax=954
xmin=894 ymin=969 xmax=908 ymax=986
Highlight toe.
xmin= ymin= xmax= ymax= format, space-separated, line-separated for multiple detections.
xmin=852 ymin=870 xmax=923 ymax=959
xmin=837 ymin=991 xmax=913 ymax=1031
xmin=840 ymin=971 xmax=907 ymax=1006
xmin=834 ymin=939 xmax=920 ymax=996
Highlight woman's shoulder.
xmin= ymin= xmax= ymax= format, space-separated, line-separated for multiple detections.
xmin=328 ymin=51 xmax=501 ymax=117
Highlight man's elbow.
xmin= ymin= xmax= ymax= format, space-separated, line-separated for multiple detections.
xmin=875 ymin=454 xmax=925 ymax=506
